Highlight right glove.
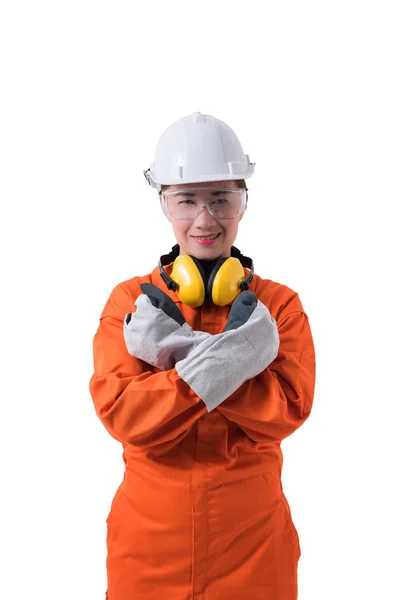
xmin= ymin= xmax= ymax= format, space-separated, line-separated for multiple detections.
xmin=123 ymin=283 xmax=212 ymax=371
xmin=175 ymin=291 xmax=280 ymax=412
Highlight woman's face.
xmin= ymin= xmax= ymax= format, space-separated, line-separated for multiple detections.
xmin=159 ymin=180 xmax=247 ymax=258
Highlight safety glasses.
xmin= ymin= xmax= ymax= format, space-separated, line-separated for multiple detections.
xmin=161 ymin=187 xmax=247 ymax=220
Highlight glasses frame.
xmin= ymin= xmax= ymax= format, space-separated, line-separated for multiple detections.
xmin=160 ymin=187 xmax=247 ymax=220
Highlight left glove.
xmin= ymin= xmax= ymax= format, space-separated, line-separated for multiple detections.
xmin=175 ymin=292 xmax=279 ymax=412
xmin=123 ymin=283 xmax=212 ymax=371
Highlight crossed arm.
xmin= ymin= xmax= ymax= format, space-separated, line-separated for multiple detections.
xmin=89 ymin=282 xmax=316 ymax=448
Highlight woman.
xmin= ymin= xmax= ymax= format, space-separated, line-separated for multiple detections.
xmin=89 ymin=112 xmax=316 ymax=600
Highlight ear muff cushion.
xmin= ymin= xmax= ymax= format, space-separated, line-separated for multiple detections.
xmin=188 ymin=255 xmax=208 ymax=294
xmin=206 ymin=258 xmax=228 ymax=301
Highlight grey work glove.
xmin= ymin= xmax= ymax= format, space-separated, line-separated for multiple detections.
xmin=175 ymin=291 xmax=280 ymax=412
xmin=123 ymin=283 xmax=212 ymax=371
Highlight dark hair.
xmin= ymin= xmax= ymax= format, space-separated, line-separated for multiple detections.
xmin=234 ymin=179 xmax=248 ymax=191
xmin=160 ymin=179 xmax=248 ymax=193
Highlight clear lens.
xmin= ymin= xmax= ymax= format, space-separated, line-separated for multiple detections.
xmin=162 ymin=188 xmax=245 ymax=220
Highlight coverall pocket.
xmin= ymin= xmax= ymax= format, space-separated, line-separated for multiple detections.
xmin=280 ymin=493 xmax=301 ymax=561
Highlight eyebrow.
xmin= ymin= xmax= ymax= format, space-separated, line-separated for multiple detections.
xmin=172 ymin=190 xmax=234 ymax=197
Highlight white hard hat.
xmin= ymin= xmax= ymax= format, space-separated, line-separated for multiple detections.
xmin=144 ymin=112 xmax=255 ymax=192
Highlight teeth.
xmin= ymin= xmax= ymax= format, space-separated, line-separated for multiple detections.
xmin=194 ymin=233 xmax=219 ymax=240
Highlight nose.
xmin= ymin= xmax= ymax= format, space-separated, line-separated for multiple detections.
xmin=193 ymin=203 xmax=217 ymax=226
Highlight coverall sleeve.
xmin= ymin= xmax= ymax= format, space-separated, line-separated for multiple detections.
xmin=216 ymin=293 xmax=316 ymax=443
xmin=89 ymin=282 xmax=208 ymax=447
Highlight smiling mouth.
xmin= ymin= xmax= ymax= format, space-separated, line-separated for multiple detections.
xmin=191 ymin=232 xmax=221 ymax=240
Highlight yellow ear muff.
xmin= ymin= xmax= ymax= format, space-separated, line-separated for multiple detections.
xmin=170 ymin=255 xmax=205 ymax=307
xmin=210 ymin=257 xmax=246 ymax=306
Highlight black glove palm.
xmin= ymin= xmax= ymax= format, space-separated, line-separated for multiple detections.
xmin=223 ymin=291 xmax=258 ymax=332
xmin=125 ymin=283 xmax=186 ymax=326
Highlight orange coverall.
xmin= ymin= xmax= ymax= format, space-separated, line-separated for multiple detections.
xmin=89 ymin=262 xmax=316 ymax=600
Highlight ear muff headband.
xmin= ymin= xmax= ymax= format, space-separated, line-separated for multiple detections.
xmin=158 ymin=244 xmax=254 ymax=307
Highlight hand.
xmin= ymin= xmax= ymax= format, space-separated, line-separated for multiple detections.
xmin=175 ymin=294 xmax=280 ymax=412
xmin=223 ymin=290 xmax=258 ymax=332
xmin=123 ymin=283 xmax=212 ymax=370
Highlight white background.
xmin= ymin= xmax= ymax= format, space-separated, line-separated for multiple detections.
xmin=1 ymin=1 xmax=399 ymax=598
